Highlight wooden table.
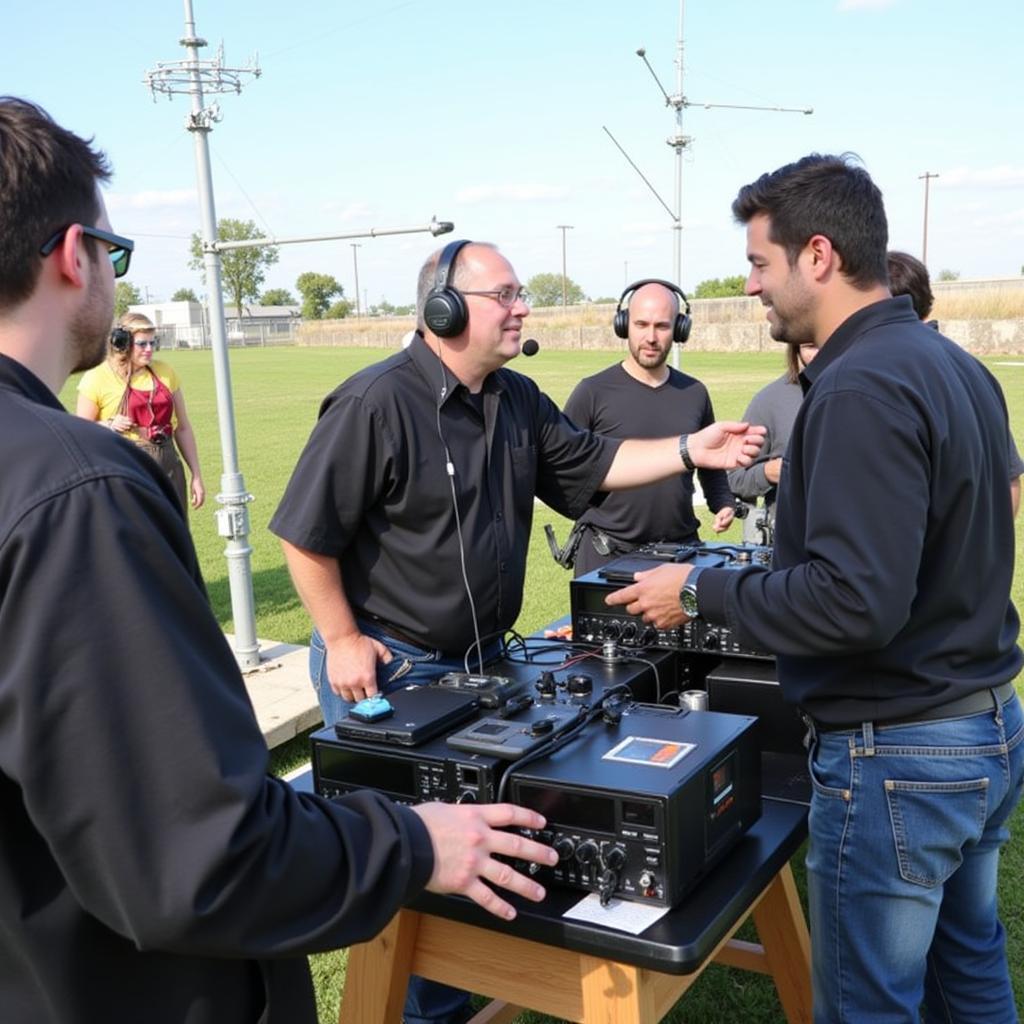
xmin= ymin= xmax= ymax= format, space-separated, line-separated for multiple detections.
xmin=338 ymin=796 xmax=811 ymax=1024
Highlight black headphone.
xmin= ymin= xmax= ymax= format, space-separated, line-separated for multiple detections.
xmin=423 ymin=239 xmax=472 ymax=338
xmin=613 ymin=278 xmax=692 ymax=345
xmin=109 ymin=327 xmax=133 ymax=352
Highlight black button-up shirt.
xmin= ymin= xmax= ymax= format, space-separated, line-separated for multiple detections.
xmin=270 ymin=336 xmax=618 ymax=652
xmin=0 ymin=354 xmax=433 ymax=1023
xmin=699 ymin=297 xmax=1022 ymax=725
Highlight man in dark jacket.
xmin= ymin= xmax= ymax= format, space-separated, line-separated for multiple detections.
xmin=608 ymin=153 xmax=1023 ymax=1022
xmin=0 ymin=96 xmax=556 ymax=1024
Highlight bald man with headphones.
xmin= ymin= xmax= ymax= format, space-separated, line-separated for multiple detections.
xmin=563 ymin=279 xmax=736 ymax=576
xmin=271 ymin=242 xmax=764 ymax=1024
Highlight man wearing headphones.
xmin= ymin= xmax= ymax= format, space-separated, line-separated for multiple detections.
xmin=271 ymin=241 xmax=764 ymax=1024
xmin=564 ymin=280 xmax=735 ymax=576
xmin=0 ymin=101 xmax=563 ymax=1024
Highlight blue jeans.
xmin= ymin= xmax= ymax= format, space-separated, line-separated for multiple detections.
xmin=310 ymin=621 xmax=502 ymax=1024
xmin=806 ymin=690 xmax=1024 ymax=1023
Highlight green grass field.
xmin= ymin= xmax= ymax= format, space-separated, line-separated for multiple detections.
xmin=61 ymin=345 xmax=1024 ymax=1023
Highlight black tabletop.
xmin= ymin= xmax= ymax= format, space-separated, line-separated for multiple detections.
xmin=291 ymin=767 xmax=808 ymax=976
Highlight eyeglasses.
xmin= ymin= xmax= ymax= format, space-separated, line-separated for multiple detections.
xmin=460 ymin=285 xmax=530 ymax=309
xmin=133 ymin=339 xmax=158 ymax=350
xmin=39 ymin=224 xmax=135 ymax=279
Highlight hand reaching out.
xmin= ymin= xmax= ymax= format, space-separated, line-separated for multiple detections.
xmin=412 ymin=802 xmax=558 ymax=920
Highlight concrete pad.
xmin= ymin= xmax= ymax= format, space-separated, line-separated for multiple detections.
xmin=225 ymin=634 xmax=323 ymax=749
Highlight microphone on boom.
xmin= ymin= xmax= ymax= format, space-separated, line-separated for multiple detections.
xmin=521 ymin=338 xmax=540 ymax=357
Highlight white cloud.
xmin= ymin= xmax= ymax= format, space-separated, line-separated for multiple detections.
xmin=106 ymin=189 xmax=195 ymax=211
xmin=939 ymin=166 xmax=1024 ymax=189
xmin=837 ymin=0 xmax=897 ymax=10
xmin=454 ymin=183 xmax=570 ymax=204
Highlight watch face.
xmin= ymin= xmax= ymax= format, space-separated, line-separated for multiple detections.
xmin=680 ymin=585 xmax=699 ymax=616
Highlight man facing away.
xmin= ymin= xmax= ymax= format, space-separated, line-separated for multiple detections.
xmin=607 ymin=153 xmax=1023 ymax=1022
xmin=270 ymin=238 xmax=764 ymax=1024
xmin=727 ymin=340 xmax=817 ymax=545
xmin=563 ymin=279 xmax=735 ymax=576
xmin=0 ymin=96 xmax=559 ymax=1024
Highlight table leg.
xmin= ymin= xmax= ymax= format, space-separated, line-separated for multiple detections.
xmin=338 ymin=911 xmax=421 ymax=1024
xmin=751 ymin=863 xmax=812 ymax=1024
xmin=580 ymin=955 xmax=658 ymax=1024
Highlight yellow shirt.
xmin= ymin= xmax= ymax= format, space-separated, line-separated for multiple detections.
xmin=77 ymin=360 xmax=181 ymax=444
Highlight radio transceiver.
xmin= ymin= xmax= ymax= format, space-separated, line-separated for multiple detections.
xmin=311 ymin=648 xmax=679 ymax=806
xmin=509 ymin=704 xmax=761 ymax=908
xmin=571 ymin=542 xmax=774 ymax=660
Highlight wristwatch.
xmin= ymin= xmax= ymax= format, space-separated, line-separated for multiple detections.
xmin=678 ymin=433 xmax=696 ymax=472
xmin=679 ymin=567 xmax=704 ymax=619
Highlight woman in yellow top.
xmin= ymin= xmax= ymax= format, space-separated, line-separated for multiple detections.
xmin=77 ymin=312 xmax=205 ymax=514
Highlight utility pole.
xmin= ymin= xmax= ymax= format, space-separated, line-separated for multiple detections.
xmin=919 ymin=171 xmax=939 ymax=267
xmin=146 ymin=0 xmax=454 ymax=668
xmin=145 ymin=0 xmax=262 ymax=669
xmin=606 ymin=0 xmax=812 ymax=368
xmin=351 ymin=244 xmax=362 ymax=317
xmin=556 ymin=225 xmax=574 ymax=306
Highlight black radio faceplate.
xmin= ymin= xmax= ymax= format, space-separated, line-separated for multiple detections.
xmin=571 ymin=543 xmax=774 ymax=661
xmin=508 ymin=704 xmax=762 ymax=908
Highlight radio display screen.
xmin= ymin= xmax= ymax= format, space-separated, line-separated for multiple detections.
xmin=318 ymin=746 xmax=417 ymax=799
xmin=514 ymin=782 xmax=615 ymax=832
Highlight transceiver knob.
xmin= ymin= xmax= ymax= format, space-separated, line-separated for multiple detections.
xmin=553 ymin=837 xmax=575 ymax=862
xmin=602 ymin=845 xmax=626 ymax=871
xmin=639 ymin=870 xmax=656 ymax=892
xmin=575 ymin=840 xmax=599 ymax=866
xmin=567 ymin=673 xmax=593 ymax=696
xmin=535 ymin=671 xmax=557 ymax=697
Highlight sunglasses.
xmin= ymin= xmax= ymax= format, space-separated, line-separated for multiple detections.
xmin=39 ymin=224 xmax=135 ymax=279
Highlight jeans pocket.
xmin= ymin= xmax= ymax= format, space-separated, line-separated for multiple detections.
xmin=885 ymin=777 xmax=989 ymax=887
xmin=807 ymin=742 xmax=851 ymax=800
xmin=308 ymin=629 xmax=327 ymax=697
xmin=381 ymin=656 xmax=415 ymax=690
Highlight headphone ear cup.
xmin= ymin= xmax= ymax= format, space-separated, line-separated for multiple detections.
xmin=674 ymin=312 xmax=692 ymax=345
xmin=423 ymin=288 xmax=469 ymax=339
xmin=110 ymin=328 xmax=132 ymax=352
xmin=613 ymin=309 xmax=629 ymax=340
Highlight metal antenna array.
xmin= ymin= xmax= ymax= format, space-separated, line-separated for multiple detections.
xmin=145 ymin=2 xmax=453 ymax=670
xmin=605 ymin=1 xmax=812 ymax=365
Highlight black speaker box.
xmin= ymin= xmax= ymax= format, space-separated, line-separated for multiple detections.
xmin=705 ymin=657 xmax=806 ymax=756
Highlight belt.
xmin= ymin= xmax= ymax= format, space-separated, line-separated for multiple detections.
xmin=358 ymin=612 xmax=428 ymax=651
xmin=809 ymin=680 xmax=1017 ymax=733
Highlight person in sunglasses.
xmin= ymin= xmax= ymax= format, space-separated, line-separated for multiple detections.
xmin=76 ymin=312 xmax=205 ymax=513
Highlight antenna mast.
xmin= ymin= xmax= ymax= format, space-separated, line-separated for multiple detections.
xmin=609 ymin=1 xmax=812 ymax=365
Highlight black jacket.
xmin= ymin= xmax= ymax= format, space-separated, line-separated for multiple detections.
xmin=698 ymin=298 xmax=1021 ymax=725
xmin=0 ymin=355 xmax=433 ymax=1023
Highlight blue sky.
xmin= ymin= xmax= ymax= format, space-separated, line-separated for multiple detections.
xmin=9 ymin=0 xmax=1023 ymax=308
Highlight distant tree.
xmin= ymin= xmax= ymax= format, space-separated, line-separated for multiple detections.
xmin=114 ymin=281 xmax=142 ymax=319
xmin=591 ymin=295 xmax=617 ymax=304
xmin=693 ymin=275 xmax=747 ymax=299
xmin=296 ymin=272 xmax=343 ymax=320
xmin=189 ymin=219 xmax=279 ymax=316
xmin=526 ymin=272 xmax=585 ymax=307
xmin=171 ymin=287 xmax=199 ymax=303
xmin=937 ymin=269 xmax=960 ymax=282
xmin=324 ymin=298 xmax=353 ymax=319
xmin=260 ymin=288 xmax=296 ymax=306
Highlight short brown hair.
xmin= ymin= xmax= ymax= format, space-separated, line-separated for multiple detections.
xmin=0 ymin=97 xmax=111 ymax=310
